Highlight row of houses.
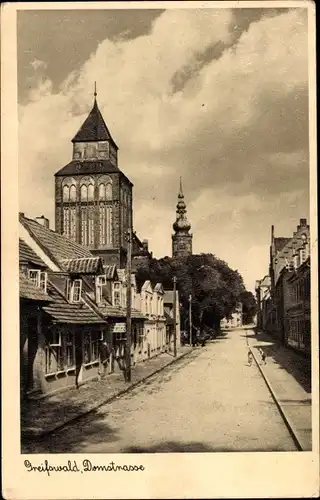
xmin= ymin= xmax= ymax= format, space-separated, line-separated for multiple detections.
xmin=255 ymin=218 xmax=311 ymax=356
xmin=20 ymin=213 xmax=180 ymax=398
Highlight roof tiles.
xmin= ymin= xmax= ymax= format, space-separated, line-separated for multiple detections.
xmin=61 ymin=257 xmax=104 ymax=275
xmin=71 ymin=99 xmax=117 ymax=146
xmin=19 ymin=238 xmax=46 ymax=268
xmin=20 ymin=273 xmax=52 ymax=302
xmin=20 ymin=214 xmax=92 ymax=266
xmin=43 ymin=281 xmax=105 ymax=324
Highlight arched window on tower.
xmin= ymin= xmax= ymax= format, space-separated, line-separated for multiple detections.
xmin=80 ymin=184 xmax=88 ymax=202
xmin=106 ymin=183 xmax=112 ymax=200
xmin=88 ymin=184 xmax=94 ymax=201
xmin=99 ymin=183 xmax=106 ymax=201
xmin=63 ymin=185 xmax=69 ymax=202
xmin=70 ymin=185 xmax=76 ymax=202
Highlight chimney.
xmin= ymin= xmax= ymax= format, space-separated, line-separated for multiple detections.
xmin=297 ymin=218 xmax=307 ymax=231
xmin=271 ymin=225 xmax=274 ymax=242
xmin=142 ymin=239 xmax=149 ymax=251
xmin=35 ymin=215 xmax=50 ymax=229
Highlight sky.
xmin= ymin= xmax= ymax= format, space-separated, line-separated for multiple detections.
xmin=17 ymin=6 xmax=310 ymax=292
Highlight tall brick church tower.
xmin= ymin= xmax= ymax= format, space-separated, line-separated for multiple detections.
xmin=54 ymin=88 xmax=132 ymax=267
xmin=172 ymin=178 xmax=192 ymax=258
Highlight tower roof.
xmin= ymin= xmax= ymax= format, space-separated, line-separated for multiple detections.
xmin=173 ymin=177 xmax=191 ymax=233
xmin=72 ymin=95 xmax=118 ymax=149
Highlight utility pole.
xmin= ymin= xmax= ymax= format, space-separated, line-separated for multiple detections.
xmin=189 ymin=294 xmax=192 ymax=346
xmin=125 ymin=227 xmax=132 ymax=382
xmin=173 ymin=276 xmax=177 ymax=357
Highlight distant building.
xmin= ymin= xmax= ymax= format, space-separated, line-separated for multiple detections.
xmin=172 ymin=178 xmax=192 ymax=258
xmin=220 ymin=303 xmax=243 ymax=329
xmin=255 ymin=276 xmax=272 ymax=332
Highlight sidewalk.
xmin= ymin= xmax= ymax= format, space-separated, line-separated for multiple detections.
xmin=246 ymin=329 xmax=312 ymax=451
xmin=21 ymin=346 xmax=193 ymax=440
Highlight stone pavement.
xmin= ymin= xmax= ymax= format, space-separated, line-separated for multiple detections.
xmin=246 ymin=328 xmax=312 ymax=451
xmin=23 ymin=330 xmax=297 ymax=454
xmin=21 ymin=346 xmax=193 ymax=440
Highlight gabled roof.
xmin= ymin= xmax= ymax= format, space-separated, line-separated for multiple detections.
xmin=19 ymin=238 xmax=46 ymax=268
xmin=141 ymin=280 xmax=152 ymax=292
xmin=20 ymin=214 xmax=92 ymax=268
xmin=20 ymin=272 xmax=52 ymax=302
xmin=43 ymin=281 xmax=105 ymax=324
xmin=61 ymin=257 xmax=104 ymax=275
xmin=274 ymin=237 xmax=291 ymax=253
xmin=154 ymin=283 xmax=164 ymax=294
xmin=71 ymin=98 xmax=118 ymax=148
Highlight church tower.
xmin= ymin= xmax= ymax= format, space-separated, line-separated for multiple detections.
xmin=172 ymin=178 xmax=193 ymax=258
xmin=54 ymin=86 xmax=132 ymax=267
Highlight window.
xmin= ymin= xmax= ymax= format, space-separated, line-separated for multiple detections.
xmin=70 ymin=207 xmax=76 ymax=241
xmin=88 ymin=184 xmax=94 ymax=201
xmin=70 ymin=185 xmax=76 ymax=201
xmin=106 ymin=183 xmax=112 ymax=200
xmin=67 ymin=279 xmax=82 ymax=303
xmin=80 ymin=184 xmax=88 ymax=201
xmin=28 ymin=269 xmax=47 ymax=293
xmin=83 ymin=330 xmax=99 ymax=364
xmin=98 ymin=179 xmax=112 ymax=201
xmin=63 ymin=185 xmax=69 ymax=201
xmin=88 ymin=207 xmax=94 ymax=245
xmin=99 ymin=204 xmax=113 ymax=245
xmin=50 ymin=330 xmax=61 ymax=347
xmin=96 ymin=275 xmax=106 ymax=304
xmin=44 ymin=329 xmax=62 ymax=374
xmin=113 ymin=282 xmax=121 ymax=307
xmin=65 ymin=332 xmax=75 ymax=368
xmin=81 ymin=206 xmax=88 ymax=245
xmin=63 ymin=207 xmax=70 ymax=237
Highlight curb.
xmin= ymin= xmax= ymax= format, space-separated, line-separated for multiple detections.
xmin=249 ymin=347 xmax=303 ymax=451
xmin=22 ymin=348 xmax=194 ymax=441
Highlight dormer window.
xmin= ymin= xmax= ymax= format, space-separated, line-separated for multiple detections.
xmin=96 ymin=275 xmax=106 ymax=304
xmin=28 ymin=269 xmax=47 ymax=293
xmin=67 ymin=279 xmax=82 ymax=303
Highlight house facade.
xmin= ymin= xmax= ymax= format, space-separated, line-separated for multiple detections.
xmin=20 ymin=215 xmax=112 ymax=396
xmin=255 ymin=218 xmax=311 ymax=357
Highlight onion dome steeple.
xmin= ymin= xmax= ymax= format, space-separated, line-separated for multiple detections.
xmin=172 ymin=178 xmax=193 ymax=258
xmin=173 ymin=177 xmax=191 ymax=232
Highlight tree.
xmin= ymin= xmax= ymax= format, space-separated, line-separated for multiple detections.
xmin=135 ymin=253 xmax=254 ymax=333
xmin=240 ymin=290 xmax=257 ymax=325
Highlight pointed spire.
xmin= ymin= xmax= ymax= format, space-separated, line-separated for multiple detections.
xmin=178 ymin=177 xmax=184 ymax=198
xmin=173 ymin=178 xmax=191 ymax=233
xmin=71 ymin=88 xmax=118 ymax=148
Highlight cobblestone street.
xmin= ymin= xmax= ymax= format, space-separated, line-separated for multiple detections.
xmin=24 ymin=328 xmax=300 ymax=453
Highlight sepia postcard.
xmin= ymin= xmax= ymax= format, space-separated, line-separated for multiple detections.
xmin=1 ymin=1 xmax=319 ymax=499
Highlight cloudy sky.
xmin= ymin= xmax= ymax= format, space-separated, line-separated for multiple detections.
xmin=17 ymin=6 xmax=310 ymax=292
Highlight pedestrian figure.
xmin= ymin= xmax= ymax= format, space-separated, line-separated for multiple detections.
xmin=99 ymin=340 xmax=110 ymax=378
xmin=248 ymin=350 xmax=253 ymax=366
xmin=260 ymin=349 xmax=267 ymax=365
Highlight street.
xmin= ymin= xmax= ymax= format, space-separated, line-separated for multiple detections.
xmin=24 ymin=328 xmax=297 ymax=453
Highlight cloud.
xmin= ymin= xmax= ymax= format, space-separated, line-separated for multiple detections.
xmin=18 ymin=8 xmax=309 ymax=292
